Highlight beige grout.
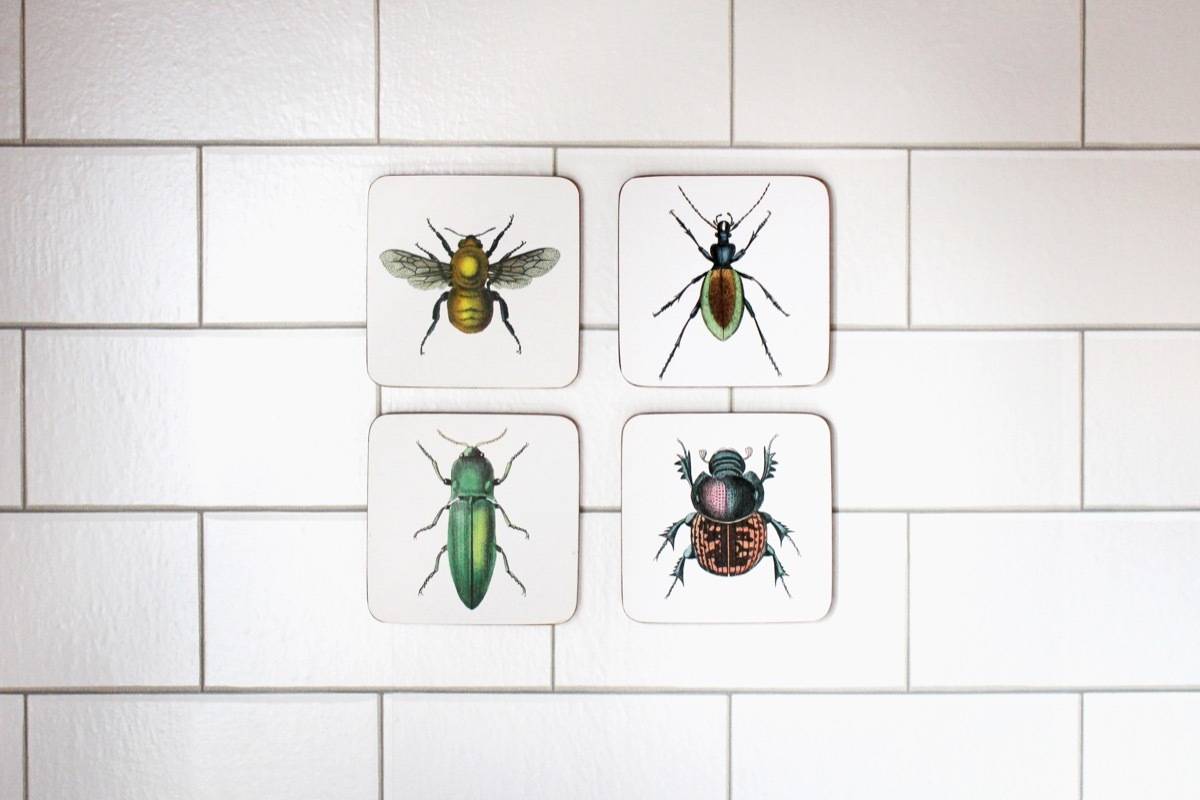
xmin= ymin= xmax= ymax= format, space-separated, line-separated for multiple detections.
xmin=1080 ymin=0 xmax=1087 ymax=147
xmin=19 ymin=331 xmax=26 ymax=508
xmin=18 ymin=0 xmax=26 ymax=144
xmin=22 ymin=694 xmax=28 ymax=800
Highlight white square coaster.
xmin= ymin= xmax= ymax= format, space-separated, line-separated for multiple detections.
xmin=619 ymin=175 xmax=830 ymax=387
xmin=367 ymin=175 xmax=580 ymax=387
xmin=621 ymin=413 xmax=832 ymax=623
xmin=368 ymin=414 xmax=579 ymax=624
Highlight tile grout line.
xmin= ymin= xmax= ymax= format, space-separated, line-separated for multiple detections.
xmin=377 ymin=693 xmax=384 ymax=800
xmin=196 ymin=148 xmax=204 ymax=325
xmin=9 ymin=140 xmax=1200 ymax=151
xmin=8 ymin=323 xmax=1200 ymax=334
xmin=904 ymin=513 xmax=911 ymax=691
xmin=728 ymin=0 xmax=735 ymax=146
xmin=905 ymin=150 xmax=913 ymax=327
xmin=19 ymin=331 xmax=27 ymax=508
xmin=374 ymin=0 xmax=381 ymax=142
xmin=1080 ymin=0 xmax=1087 ymax=147
xmin=1079 ymin=333 xmax=1086 ymax=509
xmin=197 ymin=513 xmax=206 ymax=690
xmin=549 ymin=625 xmax=556 ymax=690
xmin=1077 ymin=693 xmax=1085 ymax=800
xmin=22 ymin=694 xmax=28 ymax=800
xmin=726 ymin=694 xmax=733 ymax=800
xmin=18 ymin=0 xmax=26 ymax=143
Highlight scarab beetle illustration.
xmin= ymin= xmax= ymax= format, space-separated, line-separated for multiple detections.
xmin=379 ymin=216 xmax=560 ymax=354
xmin=653 ymin=184 xmax=788 ymax=378
xmin=656 ymin=435 xmax=798 ymax=597
xmin=413 ymin=429 xmax=530 ymax=610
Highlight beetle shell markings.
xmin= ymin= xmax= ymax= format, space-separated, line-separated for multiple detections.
xmin=700 ymin=268 xmax=744 ymax=340
xmin=692 ymin=512 xmax=767 ymax=576
xmin=447 ymin=497 xmax=497 ymax=610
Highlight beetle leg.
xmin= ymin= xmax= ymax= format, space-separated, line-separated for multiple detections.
xmin=760 ymin=511 xmax=799 ymax=555
xmin=426 ymin=218 xmax=455 ymax=257
xmin=763 ymin=543 xmax=792 ymax=597
xmin=655 ymin=512 xmax=695 ymax=559
xmin=743 ymin=298 xmax=782 ymax=376
xmin=485 ymin=214 xmax=516 ymax=257
xmin=735 ymin=270 xmax=788 ymax=316
xmin=493 ymin=443 xmax=529 ymax=486
xmin=420 ymin=292 xmax=450 ymax=355
xmin=494 ymin=545 xmax=527 ymax=595
xmin=668 ymin=209 xmax=715 ymax=262
xmin=417 ymin=545 xmax=449 ymax=595
xmin=491 ymin=501 xmax=529 ymax=539
xmin=412 ymin=500 xmax=452 ymax=539
xmin=731 ymin=210 xmax=772 ymax=261
xmin=415 ymin=442 xmax=451 ymax=485
xmin=490 ymin=290 xmax=523 ymax=354
xmin=652 ymin=271 xmax=708 ymax=318
xmin=674 ymin=441 xmax=694 ymax=485
xmin=658 ymin=299 xmax=702 ymax=379
xmin=664 ymin=545 xmax=695 ymax=598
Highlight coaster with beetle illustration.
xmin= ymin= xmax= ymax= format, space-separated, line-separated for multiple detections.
xmin=619 ymin=175 xmax=829 ymax=387
xmin=621 ymin=413 xmax=832 ymax=624
xmin=367 ymin=175 xmax=580 ymax=388
xmin=368 ymin=413 xmax=580 ymax=625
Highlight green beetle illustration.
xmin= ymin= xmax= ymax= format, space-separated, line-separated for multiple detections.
xmin=413 ymin=429 xmax=529 ymax=609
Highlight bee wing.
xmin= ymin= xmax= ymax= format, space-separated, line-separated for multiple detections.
xmin=379 ymin=250 xmax=452 ymax=290
xmin=488 ymin=247 xmax=560 ymax=289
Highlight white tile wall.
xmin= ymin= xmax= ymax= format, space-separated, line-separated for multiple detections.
xmin=911 ymin=513 xmax=1200 ymax=688
xmin=734 ymin=332 xmax=1081 ymax=510
xmin=25 ymin=0 xmax=375 ymax=141
xmin=0 ymin=513 xmax=198 ymax=688
xmin=557 ymin=148 xmax=908 ymax=328
xmin=3 ymin=2 xmax=1199 ymax=796
xmin=0 ymin=0 xmax=17 ymax=141
xmin=1083 ymin=693 xmax=1200 ymax=800
xmin=0 ymin=148 xmax=198 ymax=324
xmin=28 ymin=694 xmax=378 ymax=800
xmin=1084 ymin=333 xmax=1200 ymax=508
xmin=25 ymin=330 xmax=375 ymax=507
xmin=734 ymin=0 xmax=1081 ymax=146
xmin=0 ymin=696 xmax=20 ymax=800
xmin=732 ymin=694 xmax=1080 ymax=799
xmin=204 ymin=512 xmax=550 ymax=688
xmin=379 ymin=0 xmax=729 ymax=144
xmin=912 ymin=152 xmax=1200 ymax=327
xmin=384 ymin=331 xmax=727 ymax=509
xmin=557 ymin=513 xmax=906 ymax=689
xmin=203 ymin=147 xmax=553 ymax=323
xmin=1086 ymin=0 xmax=1200 ymax=145
xmin=0 ymin=332 xmax=18 ymax=507
xmin=383 ymin=693 xmax=727 ymax=800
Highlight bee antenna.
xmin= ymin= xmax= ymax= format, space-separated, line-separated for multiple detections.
xmin=731 ymin=182 xmax=771 ymax=230
xmin=677 ymin=186 xmax=718 ymax=230
xmin=472 ymin=428 xmax=507 ymax=448
xmin=436 ymin=430 xmax=471 ymax=447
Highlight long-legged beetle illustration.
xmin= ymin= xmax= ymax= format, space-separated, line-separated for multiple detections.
xmin=413 ymin=429 xmax=530 ymax=610
xmin=653 ymin=184 xmax=788 ymax=378
xmin=380 ymin=216 xmax=560 ymax=354
xmin=656 ymin=435 xmax=798 ymax=598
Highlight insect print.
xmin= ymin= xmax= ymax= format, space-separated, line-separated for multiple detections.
xmin=656 ymin=435 xmax=798 ymax=598
xmin=379 ymin=215 xmax=560 ymax=354
xmin=413 ymin=429 xmax=530 ymax=610
xmin=653 ymin=184 xmax=789 ymax=378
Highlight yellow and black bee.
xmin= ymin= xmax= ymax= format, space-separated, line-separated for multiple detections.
xmin=380 ymin=216 xmax=560 ymax=354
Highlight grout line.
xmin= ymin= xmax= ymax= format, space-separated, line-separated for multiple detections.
xmin=12 ymin=140 xmax=1200 ymax=151
xmin=905 ymin=150 xmax=913 ymax=327
xmin=551 ymin=147 xmax=558 ymax=175
xmin=377 ymin=693 xmax=384 ymax=800
xmin=22 ymin=694 xmax=28 ymax=800
xmin=728 ymin=0 xmax=735 ymax=146
xmin=549 ymin=625 xmax=556 ymax=691
xmin=375 ymin=385 xmax=382 ymax=418
xmin=1079 ymin=333 xmax=1086 ymax=509
xmin=1080 ymin=0 xmax=1087 ymax=146
xmin=14 ymin=504 xmax=1200 ymax=515
xmin=18 ymin=0 xmax=26 ymax=143
xmin=4 ymin=685 xmax=1199 ymax=695
xmin=5 ymin=323 xmax=1200 ymax=333
xmin=904 ymin=513 xmax=911 ymax=691
xmin=1078 ymin=694 xmax=1085 ymax=800
xmin=19 ymin=331 xmax=27 ymax=508
xmin=726 ymin=694 xmax=733 ymax=800
xmin=727 ymin=387 xmax=733 ymax=412
xmin=197 ymin=514 xmax=206 ymax=689
xmin=196 ymin=148 xmax=204 ymax=325
xmin=374 ymin=0 xmax=381 ymax=143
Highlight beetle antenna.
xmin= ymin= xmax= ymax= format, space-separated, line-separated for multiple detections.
xmin=677 ymin=186 xmax=718 ymax=230
xmin=436 ymin=430 xmax=472 ymax=447
xmin=471 ymin=429 xmax=508 ymax=448
xmin=731 ymin=183 xmax=771 ymax=230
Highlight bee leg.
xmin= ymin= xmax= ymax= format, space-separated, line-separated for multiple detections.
xmin=760 ymin=511 xmax=799 ymax=555
xmin=490 ymin=500 xmax=529 ymax=539
xmin=743 ymin=298 xmax=782 ymax=376
xmin=485 ymin=214 xmax=515 ymax=257
xmin=412 ymin=499 xmax=452 ymax=539
xmin=656 ymin=512 xmax=695 ymax=559
xmin=420 ymin=292 xmax=450 ymax=355
xmin=417 ymin=545 xmax=448 ymax=595
xmin=495 ymin=545 xmax=526 ymax=595
xmin=665 ymin=545 xmax=695 ymax=598
xmin=658 ymin=299 xmax=702 ymax=379
xmin=763 ymin=543 xmax=792 ymax=597
xmin=652 ymin=271 xmax=707 ymax=317
xmin=426 ymin=219 xmax=455 ymax=256
xmin=490 ymin=290 xmax=523 ymax=354
xmin=734 ymin=270 xmax=788 ymax=316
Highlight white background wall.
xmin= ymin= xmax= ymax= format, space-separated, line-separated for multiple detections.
xmin=2 ymin=1 xmax=1200 ymax=797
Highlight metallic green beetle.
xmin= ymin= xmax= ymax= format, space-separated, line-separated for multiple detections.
xmin=414 ymin=429 xmax=529 ymax=609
